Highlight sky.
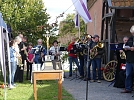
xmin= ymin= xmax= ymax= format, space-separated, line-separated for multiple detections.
xmin=43 ymin=0 xmax=75 ymax=24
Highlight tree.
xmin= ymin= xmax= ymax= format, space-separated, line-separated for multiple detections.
xmin=59 ymin=13 xmax=85 ymax=37
xmin=0 ymin=0 xmax=50 ymax=45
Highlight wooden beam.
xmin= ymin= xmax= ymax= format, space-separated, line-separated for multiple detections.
xmin=101 ymin=2 xmax=106 ymax=40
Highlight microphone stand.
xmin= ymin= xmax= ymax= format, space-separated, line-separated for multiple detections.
xmin=86 ymin=40 xmax=91 ymax=100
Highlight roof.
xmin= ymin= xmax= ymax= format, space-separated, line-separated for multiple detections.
xmin=87 ymin=0 xmax=97 ymax=9
xmin=107 ymin=0 xmax=134 ymax=9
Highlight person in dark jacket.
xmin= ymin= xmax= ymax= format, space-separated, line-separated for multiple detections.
xmin=90 ymin=35 xmax=104 ymax=83
xmin=83 ymin=37 xmax=93 ymax=81
xmin=114 ymin=36 xmax=128 ymax=88
xmin=121 ymin=25 xmax=134 ymax=93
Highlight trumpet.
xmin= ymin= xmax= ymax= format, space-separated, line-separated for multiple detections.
xmin=90 ymin=42 xmax=104 ymax=59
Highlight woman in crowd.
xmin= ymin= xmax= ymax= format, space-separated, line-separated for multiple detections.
xmin=26 ymin=43 xmax=35 ymax=80
xmin=8 ymin=40 xmax=17 ymax=89
xmin=14 ymin=36 xmax=22 ymax=82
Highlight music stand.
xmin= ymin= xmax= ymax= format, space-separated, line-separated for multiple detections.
xmin=59 ymin=47 xmax=67 ymax=51
xmin=69 ymin=49 xmax=80 ymax=81
xmin=110 ymin=43 xmax=123 ymax=51
xmin=85 ymin=41 xmax=91 ymax=100
xmin=59 ymin=47 xmax=67 ymax=78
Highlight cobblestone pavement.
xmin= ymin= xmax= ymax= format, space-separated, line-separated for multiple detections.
xmin=62 ymin=73 xmax=134 ymax=100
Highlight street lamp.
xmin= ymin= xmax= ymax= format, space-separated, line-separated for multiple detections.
xmin=43 ymin=31 xmax=51 ymax=60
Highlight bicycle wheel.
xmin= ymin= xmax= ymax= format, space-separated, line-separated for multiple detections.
xmin=103 ymin=60 xmax=118 ymax=82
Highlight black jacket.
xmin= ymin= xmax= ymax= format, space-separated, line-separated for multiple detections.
xmin=18 ymin=42 xmax=27 ymax=60
xmin=125 ymin=36 xmax=134 ymax=63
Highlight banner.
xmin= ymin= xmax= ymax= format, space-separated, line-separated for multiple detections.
xmin=72 ymin=0 xmax=92 ymax=23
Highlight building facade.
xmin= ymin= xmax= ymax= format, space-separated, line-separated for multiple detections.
xmin=87 ymin=0 xmax=134 ymax=63
xmin=87 ymin=0 xmax=103 ymax=37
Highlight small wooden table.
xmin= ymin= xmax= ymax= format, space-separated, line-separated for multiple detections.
xmin=33 ymin=70 xmax=63 ymax=100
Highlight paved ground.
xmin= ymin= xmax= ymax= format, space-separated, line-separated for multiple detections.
xmin=62 ymin=72 xmax=134 ymax=100
xmin=44 ymin=61 xmax=134 ymax=100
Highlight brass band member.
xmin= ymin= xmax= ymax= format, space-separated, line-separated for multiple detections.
xmin=67 ymin=38 xmax=80 ymax=77
xmin=15 ymin=34 xmax=26 ymax=82
xmin=18 ymin=36 xmax=27 ymax=82
xmin=121 ymin=25 xmax=134 ymax=93
xmin=90 ymin=35 xmax=104 ymax=83
xmin=114 ymin=36 xmax=128 ymax=88
xmin=49 ymin=40 xmax=62 ymax=70
xmin=78 ymin=38 xmax=85 ymax=78
xmin=84 ymin=37 xmax=93 ymax=81
xmin=34 ymin=39 xmax=46 ymax=67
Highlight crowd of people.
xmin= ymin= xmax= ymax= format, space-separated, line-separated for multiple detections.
xmin=67 ymin=34 xmax=104 ymax=83
xmin=8 ymin=25 xmax=134 ymax=94
xmin=8 ymin=34 xmax=46 ymax=89
xmin=67 ymin=25 xmax=134 ymax=93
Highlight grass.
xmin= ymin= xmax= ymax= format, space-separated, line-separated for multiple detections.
xmin=0 ymin=72 xmax=74 ymax=100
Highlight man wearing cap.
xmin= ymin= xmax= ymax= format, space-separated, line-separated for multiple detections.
xmin=90 ymin=34 xmax=104 ymax=83
xmin=121 ymin=25 xmax=134 ymax=93
xmin=49 ymin=40 xmax=62 ymax=70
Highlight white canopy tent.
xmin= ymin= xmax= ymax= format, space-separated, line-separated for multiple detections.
xmin=0 ymin=13 xmax=11 ymax=100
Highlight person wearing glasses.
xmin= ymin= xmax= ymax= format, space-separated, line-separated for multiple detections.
xmin=121 ymin=25 xmax=134 ymax=93
xmin=114 ymin=36 xmax=128 ymax=88
xmin=34 ymin=39 xmax=46 ymax=67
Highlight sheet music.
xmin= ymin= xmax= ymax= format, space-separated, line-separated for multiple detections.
xmin=123 ymin=44 xmax=130 ymax=49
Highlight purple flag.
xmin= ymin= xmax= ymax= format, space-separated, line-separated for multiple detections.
xmin=74 ymin=12 xmax=80 ymax=28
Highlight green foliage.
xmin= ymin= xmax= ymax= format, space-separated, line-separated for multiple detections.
xmin=0 ymin=0 xmax=50 ymax=45
xmin=60 ymin=13 xmax=85 ymax=37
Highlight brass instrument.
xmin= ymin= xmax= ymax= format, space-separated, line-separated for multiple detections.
xmin=83 ymin=49 xmax=88 ymax=55
xmin=81 ymin=35 xmax=92 ymax=55
xmin=120 ymin=51 xmax=126 ymax=59
xmin=75 ymin=38 xmax=82 ymax=44
xmin=23 ymin=43 xmax=28 ymax=57
xmin=83 ymin=34 xmax=91 ymax=43
xmin=90 ymin=42 xmax=104 ymax=59
xmin=17 ymin=53 xmax=23 ymax=69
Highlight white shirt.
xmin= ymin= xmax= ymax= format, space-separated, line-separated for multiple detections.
xmin=49 ymin=46 xmax=62 ymax=60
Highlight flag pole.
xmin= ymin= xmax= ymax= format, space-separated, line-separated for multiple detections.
xmin=78 ymin=25 xmax=80 ymax=38
xmin=78 ymin=14 xmax=80 ymax=38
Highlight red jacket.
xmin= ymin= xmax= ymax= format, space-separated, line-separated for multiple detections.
xmin=67 ymin=42 xmax=77 ymax=58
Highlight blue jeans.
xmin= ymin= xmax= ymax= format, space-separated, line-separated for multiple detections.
xmin=92 ymin=58 xmax=101 ymax=80
xmin=79 ymin=58 xmax=84 ymax=77
xmin=125 ymin=63 xmax=134 ymax=91
xmin=69 ymin=56 xmax=80 ymax=76
xmin=9 ymin=62 xmax=17 ymax=85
